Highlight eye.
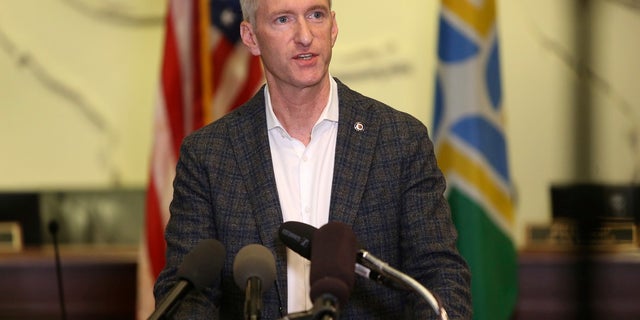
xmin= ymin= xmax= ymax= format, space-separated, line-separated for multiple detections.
xmin=276 ymin=16 xmax=289 ymax=24
xmin=309 ymin=11 xmax=325 ymax=20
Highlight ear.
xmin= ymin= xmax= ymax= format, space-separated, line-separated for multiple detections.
xmin=330 ymin=11 xmax=339 ymax=47
xmin=240 ymin=21 xmax=261 ymax=56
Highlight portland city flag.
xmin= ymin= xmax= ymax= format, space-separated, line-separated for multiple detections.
xmin=432 ymin=1 xmax=517 ymax=319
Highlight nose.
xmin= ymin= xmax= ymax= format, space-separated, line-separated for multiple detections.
xmin=295 ymin=19 xmax=312 ymax=47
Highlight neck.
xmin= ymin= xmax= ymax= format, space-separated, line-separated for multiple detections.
xmin=268 ymin=77 xmax=331 ymax=145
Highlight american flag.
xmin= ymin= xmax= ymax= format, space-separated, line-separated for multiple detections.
xmin=137 ymin=0 xmax=263 ymax=318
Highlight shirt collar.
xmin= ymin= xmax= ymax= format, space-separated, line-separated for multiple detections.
xmin=265 ymin=77 xmax=339 ymax=131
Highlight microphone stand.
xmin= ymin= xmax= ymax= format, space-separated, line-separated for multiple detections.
xmin=358 ymin=251 xmax=449 ymax=320
xmin=49 ymin=220 xmax=67 ymax=320
xmin=244 ymin=277 xmax=263 ymax=320
xmin=278 ymin=295 xmax=339 ymax=320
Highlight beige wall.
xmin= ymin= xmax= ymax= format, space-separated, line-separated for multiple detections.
xmin=1 ymin=0 xmax=639 ymax=247
xmin=0 ymin=0 xmax=165 ymax=188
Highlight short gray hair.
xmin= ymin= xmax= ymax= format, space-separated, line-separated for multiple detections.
xmin=239 ymin=0 xmax=257 ymax=24
xmin=240 ymin=0 xmax=332 ymax=24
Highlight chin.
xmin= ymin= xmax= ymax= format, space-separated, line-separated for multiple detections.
xmin=296 ymin=73 xmax=328 ymax=87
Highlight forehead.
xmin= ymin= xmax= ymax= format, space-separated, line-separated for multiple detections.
xmin=257 ymin=0 xmax=331 ymax=14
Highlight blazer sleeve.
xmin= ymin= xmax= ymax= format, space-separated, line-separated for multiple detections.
xmin=399 ymin=115 xmax=472 ymax=319
xmin=153 ymin=130 xmax=221 ymax=319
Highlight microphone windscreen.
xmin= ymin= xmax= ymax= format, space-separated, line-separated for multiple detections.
xmin=177 ymin=239 xmax=226 ymax=292
xmin=279 ymin=221 xmax=317 ymax=259
xmin=309 ymin=221 xmax=357 ymax=306
xmin=233 ymin=244 xmax=277 ymax=292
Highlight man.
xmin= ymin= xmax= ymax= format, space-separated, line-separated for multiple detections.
xmin=153 ymin=0 xmax=472 ymax=318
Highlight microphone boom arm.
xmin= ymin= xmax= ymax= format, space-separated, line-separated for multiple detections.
xmin=358 ymin=251 xmax=449 ymax=320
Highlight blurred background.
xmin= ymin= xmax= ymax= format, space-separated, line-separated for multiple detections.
xmin=2 ymin=0 xmax=639 ymax=247
xmin=0 ymin=0 xmax=639 ymax=319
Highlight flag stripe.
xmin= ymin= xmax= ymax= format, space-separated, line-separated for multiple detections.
xmin=188 ymin=0 xmax=208 ymax=132
xmin=211 ymin=43 xmax=258 ymax=120
xmin=199 ymin=0 xmax=212 ymax=124
xmin=232 ymin=54 xmax=263 ymax=110
xmin=161 ymin=9 xmax=186 ymax=156
xmin=450 ymin=116 xmax=509 ymax=182
xmin=211 ymin=38 xmax=234 ymax=92
xmin=449 ymin=188 xmax=518 ymax=320
xmin=145 ymin=178 xmax=166 ymax=278
xmin=436 ymin=139 xmax=514 ymax=225
xmin=442 ymin=0 xmax=495 ymax=38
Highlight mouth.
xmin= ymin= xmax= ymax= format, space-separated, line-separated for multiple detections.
xmin=295 ymin=53 xmax=314 ymax=60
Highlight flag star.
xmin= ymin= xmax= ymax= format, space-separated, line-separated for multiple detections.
xmin=220 ymin=8 xmax=236 ymax=28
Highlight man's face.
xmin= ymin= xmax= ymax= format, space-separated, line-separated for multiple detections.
xmin=241 ymin=0 xmax=338 ymax=90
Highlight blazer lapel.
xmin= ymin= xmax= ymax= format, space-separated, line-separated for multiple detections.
xmin=227 ymin=94 xmax=283 ymax=248
xmin=226 ymin=91 xmax=289 ymax=312
xmin=330 ymin=81 xmax=380 ymax=226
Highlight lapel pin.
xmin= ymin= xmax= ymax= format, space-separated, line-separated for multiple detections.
xmin=354 ymin=122 xmax=365 ymax=132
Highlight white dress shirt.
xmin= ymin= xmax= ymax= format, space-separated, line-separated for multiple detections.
xmin=265 ymin=77 xmax=339 ymax=313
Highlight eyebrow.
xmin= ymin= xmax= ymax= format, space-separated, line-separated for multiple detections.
xmin=306 ymin=5 xmax=330 ymax=14
xmin=268 ymin=4 xmax=330 ymax=18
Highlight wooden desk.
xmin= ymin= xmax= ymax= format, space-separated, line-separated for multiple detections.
xmin=2 ymin=246 xmax=639 ymax=319
xmin=514 ymin=250 xmax=640 ymax=319
xmin=0 ymin=246 xmax=137 ymax=320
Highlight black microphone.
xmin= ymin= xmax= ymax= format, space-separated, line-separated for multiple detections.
xmin=278 ymin=222 xmax=313 ymax=258
xmin=278 ymin=221 xmax=408 ymax=290
xmin=309 ymin=221 xmax=357 ymax=319
xmin=48 ymin=220 xmax=67 ymax=320
xmin=233 ymin=244 xmax=277 ymax=320
xmin=280 ymin=222 xmax=448 ymax=319
xmin=148 ymin=239 xmax=225 ymax=320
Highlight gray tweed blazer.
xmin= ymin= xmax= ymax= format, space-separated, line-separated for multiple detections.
xmin=154 ymin=79 xmax=472 ymax=319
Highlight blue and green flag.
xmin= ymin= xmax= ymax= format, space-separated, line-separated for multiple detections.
xmin=432 ymin=1 xmax=518 ymax=319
